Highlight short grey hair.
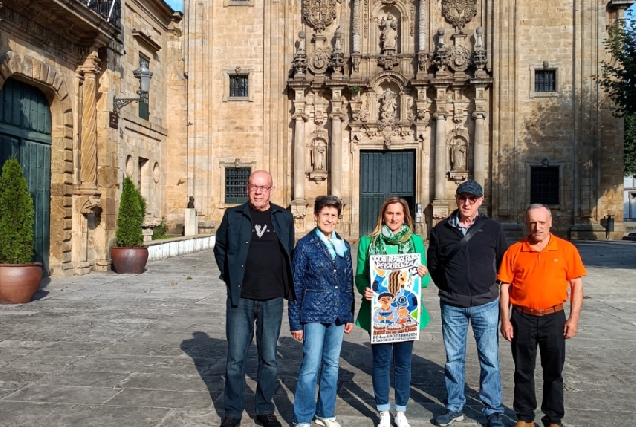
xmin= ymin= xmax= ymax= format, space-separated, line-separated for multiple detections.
xmin=526 ymin=204 xmax=552 ymax=218
xmin=314 ymin=195 xmax=343 ymax=215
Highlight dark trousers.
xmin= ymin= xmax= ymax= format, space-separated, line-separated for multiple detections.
xmin=510 ymin=308 xmax=566 ymax=426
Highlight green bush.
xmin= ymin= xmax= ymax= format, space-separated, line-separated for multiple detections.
xmin=0 ymin=159 xmax=35 ymax=264
xmin=115 ymin=177 xmax=144 ymax=247
xmin=152 ymin=217 xmax=169 ymax=240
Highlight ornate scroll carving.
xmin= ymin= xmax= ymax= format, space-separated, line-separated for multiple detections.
xmin=303 ymin=0 xmax=339 ymax=34
xmin=309 ymin=46 xmax=332 ymax=74
xmin=442 ymin=0 xmax=477 ymax=32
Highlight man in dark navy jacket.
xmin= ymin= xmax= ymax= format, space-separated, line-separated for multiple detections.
xmin=427 ymin=180 xmax=508 ymax=427
xmin=214 ymin=170 xmax=295 ymax=427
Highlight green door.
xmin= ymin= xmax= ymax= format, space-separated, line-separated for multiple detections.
xmin=0 ymin=78 xmax=52 ymax=274
xmin=360 ymin=150 xmax=415 ymax=236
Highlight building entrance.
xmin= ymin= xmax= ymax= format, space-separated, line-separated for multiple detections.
xmin=359 ymin=150 xmax=415 ymax=237
xmin=0 ymin=78 xmax=52 ymax=274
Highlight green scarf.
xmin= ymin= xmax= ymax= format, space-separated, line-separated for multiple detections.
xmin=369 ymin=224 xmax=414 ymax=255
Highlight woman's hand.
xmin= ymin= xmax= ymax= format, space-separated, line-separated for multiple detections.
xmin=291 ymin=330 xmax=303 ymax=341
xmin=364 ymin=287 xmax=374 ymax=301
xmin=417 ymin=265 xmax=429 ymax=277
xmin=344 ymin=323 xmax=354 ymax=334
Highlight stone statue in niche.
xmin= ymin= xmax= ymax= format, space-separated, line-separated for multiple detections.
xmin=312 ymin=141 xmax=327 ymax=172
xmin=187 ymin=196 xmax=195 ymax=208
xmin=309 ymin=139 xmax=328 ymax=181
xmin=381 ymin=13 xmax=398 ymax=54
xmin=380 ymin=88 xmax=397 ymax=122
xmin=451 ymin=143 xmax=467 ymax=171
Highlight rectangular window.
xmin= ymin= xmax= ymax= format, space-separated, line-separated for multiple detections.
xmin=139 ymin=55 xmax=150 ymax=120
xmin=229 ymin=75 xmax=249 ymax=98
xmin=530 ymin=166 xmax=560 ymax=205
xmin=225 ymin=167 xmax=251 ymax=204
xmin=534 ymin=70 xmax=556 ymax=93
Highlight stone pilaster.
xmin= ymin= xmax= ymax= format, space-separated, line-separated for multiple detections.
xmin=78 ymin=51 xmax=100 ymax=194
xmin=472 ymin=111 xmax=487 ymax=188
xmin=433 ymin=112 xmax=448 ymax=202
xmin=418 ymin=0 xmax=427 ymax=52
xmin=352 ymin=0 xmax=361 ymax=53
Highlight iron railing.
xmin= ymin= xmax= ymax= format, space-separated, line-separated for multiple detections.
xmin=74 ymin=0 xmax=121 ymax=29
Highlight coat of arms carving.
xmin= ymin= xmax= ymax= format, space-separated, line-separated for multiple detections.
xmin=442 ymin=0 xmax=478 ymax=32
xmin=303 ymin=0 xmax=340 ymax=33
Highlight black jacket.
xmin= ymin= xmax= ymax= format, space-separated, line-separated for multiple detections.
xmin=213 ymin=202 xmax=295 ymax=306
xmin=427 ymin=211 xmax=508 ymax=308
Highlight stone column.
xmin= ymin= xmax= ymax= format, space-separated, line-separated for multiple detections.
xmin=293 ymin=113 xmax=308 ymax=201
xmin=353 ymin=0 xmax=361 ymax=53
xmin=418 ymin=0 xmax=427 ymax=52
xmin=79 ymin=51 xmax=100 ymax=193
xmin=330 ymin=113 xmax=345 ymax=198
xmin=472 ymin=111 xmax=487 ymax=188
xmin=434 ymin=112 xmax=447 ymax=201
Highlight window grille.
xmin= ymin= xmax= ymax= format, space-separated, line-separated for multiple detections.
xmin=225 ymin=167 xmax=251 ymax=204
xmin=535 ymin=70 xmax=556 ymax=92
xmin=530 ymin=166 xmax=560 ymax=204
xmin=229 ymin=75 xmax=249 ymax=98
xmin=138 ymin=55 xmax=150 ymax=120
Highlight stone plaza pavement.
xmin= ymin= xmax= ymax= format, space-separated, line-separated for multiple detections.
xmin=0 ymin=241 xmax=635 ymax=427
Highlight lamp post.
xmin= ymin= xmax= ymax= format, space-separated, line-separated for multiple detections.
xmin=112 ymin=63 xmax=153 ymax=112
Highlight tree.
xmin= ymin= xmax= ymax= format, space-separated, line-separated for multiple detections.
xmin=598 ymin=18 xmax=636 ymax=175
xmin=598 ymin=19 xmax=636 ymax=117
xmin=0 ymin=159 xmax=35 ymax=264
xmin=625 ymin=114 xmax=636 ymax=176
xmin=115 ymin=177 xmax=145 ymax=247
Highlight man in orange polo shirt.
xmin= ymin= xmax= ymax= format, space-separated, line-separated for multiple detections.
xmin=498 ymin=205 xmax=585 ymax=427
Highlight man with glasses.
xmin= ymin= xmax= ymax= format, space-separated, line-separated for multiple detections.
xmin=427 ymin=180 xmax=508 ymax=427
xmin=498 ymin=205 xmax=585 ymax=427
xmin=214 ymin=170 xmax=295 ymax=427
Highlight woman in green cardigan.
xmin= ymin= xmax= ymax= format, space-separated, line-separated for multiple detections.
xmin=355 ymin=196 xmax=431 ymax=427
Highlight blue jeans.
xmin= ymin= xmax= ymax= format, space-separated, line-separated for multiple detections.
xmin=224 ymin=297 xmax=284 ymax=419
xmin=293 ymin=322 xmax=345 ymax=424
xmin=440 ymin=299 xmax=503 ymax=416
xmin=372 ymin=340 xmax=414 ymax=412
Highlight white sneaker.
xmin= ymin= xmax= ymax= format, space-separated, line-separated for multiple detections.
xmin=378 ymin=411 xmax=391 ymax=427
xmin=394 ymin=412 xmax=411 ymax=427
xmin=314 ymin=417 xmax=342 ymax=427
xmin=295 ymin=424 xmax=311 ymax=427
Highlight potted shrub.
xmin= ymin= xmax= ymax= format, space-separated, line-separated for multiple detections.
xmin=110 ymin=177 xmax=149 ymax=274
xmin=0 ymin=158 xmax=43 ymax=304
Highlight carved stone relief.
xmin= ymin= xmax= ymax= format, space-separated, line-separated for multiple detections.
xmin=303 ymin=0 xmax=340 ymax=34
xmin=308 ymin=46 xmax=332 ymax=74
xmin=380 ymin=88 xmax=398 ymax=123
xmin=442 ymin=0 xmax=478 ymax=32
xmin=308 ymin=130 xmax=329 ymax=181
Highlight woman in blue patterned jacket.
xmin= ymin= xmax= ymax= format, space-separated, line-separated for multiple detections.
xmin=288 ymin=195 xmax=355 ymax=427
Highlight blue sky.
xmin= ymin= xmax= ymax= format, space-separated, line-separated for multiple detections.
xmin=164 ymin=0 xmax=182 ymax=11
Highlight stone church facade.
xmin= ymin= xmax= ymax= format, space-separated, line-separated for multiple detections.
xmin=181 ymin=0 xmax=631 ymax=241
xmin=0 ymin=0 xmax=632 ymax=277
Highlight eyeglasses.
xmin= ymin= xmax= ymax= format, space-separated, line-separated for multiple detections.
xmin=457 ymin=195 xmax=481 ymax=205
xmin=247 ymin=184 xmax=272 ymax=192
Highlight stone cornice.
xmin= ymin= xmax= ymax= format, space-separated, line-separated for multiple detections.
xmin=133 ymin=29 xmax=162 ymax=52
xmin=0 ymin=1 xmax=118 ymax=54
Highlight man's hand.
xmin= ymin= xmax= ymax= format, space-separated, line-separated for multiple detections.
xmin=364 ymin=287 xmax=374 ymax=301
xmin=501 ymin=319 xmax=514 ymax=342
xmin=291 ymin=330 xmax=303 ymax=341
xmin=344 ymin=323 xmax=354 ymax=334
xmin=564 ymin=318 xmax=578 ymax=339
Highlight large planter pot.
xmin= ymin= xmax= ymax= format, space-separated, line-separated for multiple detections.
xmin=0 ymin=263 xmax=43 ymax=304
xmin=111 ymin=247 xmax=149 ymax=274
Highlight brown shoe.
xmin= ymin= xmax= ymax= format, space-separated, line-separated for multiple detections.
xmin=514 ymin=422 xmax=535 ymax=427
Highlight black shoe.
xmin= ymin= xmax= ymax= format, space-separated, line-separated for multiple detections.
xmin=256 ymin=414 xmax=283 ymax=427
xmin=220 ymin=417 xmax=241 ymax=427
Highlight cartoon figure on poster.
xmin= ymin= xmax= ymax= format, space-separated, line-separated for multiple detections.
xmin=370 ymin=253 xmax=422 ymax=343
